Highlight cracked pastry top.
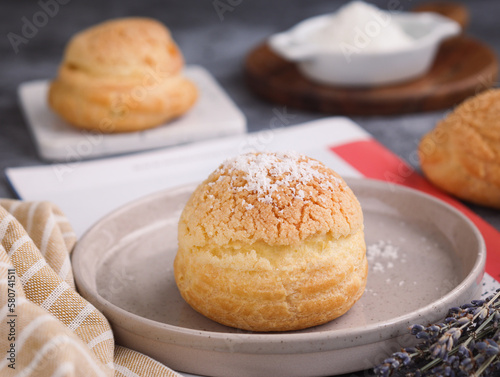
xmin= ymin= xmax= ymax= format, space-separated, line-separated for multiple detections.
xmin=419 ymin=89 xmax=500 ymax=209
xmin=174 ymin=152 xmax=367 ymax=332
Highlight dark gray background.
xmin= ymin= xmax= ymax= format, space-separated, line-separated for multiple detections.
xmin=0 ymin=1 xmax=499 ymax=374
xmin=2 ymin=0 xmax=498 ymax=229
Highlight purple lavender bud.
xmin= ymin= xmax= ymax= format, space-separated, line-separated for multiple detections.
xmin=476 ymin=354 xmax=485 ymax=364
xmin=485 ymin=347 xmax=499 ymax=357
xmin=458 ymin=345 xmax=471 ymax=358
xmin=430 ymin=343 xmax=443 ymax=357
xmin=404 ymin=347 xmax=418 ymax=354
xmin=474 ymin=307 xmax=488 ymax=321
xmin=494 ymin=333 xmax=500 ymax=342
xmin=431 ymin=365 xmax=444 ymax=374
xmin=465 ymin=307 xmax=478 ymax=314
xmin=449 ymin=328 xmax=462 ymax=342
xmin=416 ymin=331 xmax=430 ymax=340
xmin=485 ymin=339 xmax=499 ymax=356
xmin=455 ymin=317 xmax=470 ymax=326
xmin=485 ymin=339 xmax=498 ymax=346
xmin=444 ymin=365 xmax=452 ymax=377
xmin=475 ymin=341 xmax=487 ymax=351
xmin=410 ymin=324 xmax=425 ymax=335
xmin=393 ymin=351 xmax=411 ymax=366
xmin=447 ymin=336 xmax=455 ymax=352
xmin=446 ymin=355 xmax=458 ymax=366
xmin=373 ymin=364 xmax=390 ymax=377
xmin=428 ymin=325 xmax=441 ymax=335
xmin=460 ymin=358 xmax=473 ymax=372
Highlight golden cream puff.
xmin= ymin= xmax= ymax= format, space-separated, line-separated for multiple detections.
xmin=174 ymin=152 xmax=367 ymax=332
xmin=48 ymin=17 xmax=197 ymax=133
xmin=419 ymin=89 xmax=500 ymax=209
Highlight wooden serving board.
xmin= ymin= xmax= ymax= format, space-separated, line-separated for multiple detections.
xmin=244 ymin=36 xmax=498 ymax=116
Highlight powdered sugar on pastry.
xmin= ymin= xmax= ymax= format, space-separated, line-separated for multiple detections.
xmin=179 ymin=152 xmax=363 ymax=247
xmin=216 ymin=152 xmax=342 ymax=204
xmin=174 ymin=151 xmax=367 ymax=331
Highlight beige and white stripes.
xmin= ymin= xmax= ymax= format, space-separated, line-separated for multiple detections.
xmin=0 ymin=200 xmax=181 ymax=377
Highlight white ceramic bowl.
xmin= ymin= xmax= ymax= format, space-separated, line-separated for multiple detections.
xmin=269 ymin=11 xmax=461 ymax=86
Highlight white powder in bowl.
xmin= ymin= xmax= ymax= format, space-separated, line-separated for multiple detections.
xmin=312 ymin=1 xmax=414 ymax=53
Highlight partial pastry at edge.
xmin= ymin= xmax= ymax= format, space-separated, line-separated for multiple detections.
xmin=419 ymin=89 xmax=500 ymax=209
xmin=48 ymin=17 xmax=197 ymax=133
xmin=174 ymin=152 xmax=367 ymax=332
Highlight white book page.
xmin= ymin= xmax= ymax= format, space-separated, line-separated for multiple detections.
xmin=6 ymin=117 xmax=369 ymax=237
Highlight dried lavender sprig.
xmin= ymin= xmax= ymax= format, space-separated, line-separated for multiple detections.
xmin=373 ymin=289 xmax=500 ymax=377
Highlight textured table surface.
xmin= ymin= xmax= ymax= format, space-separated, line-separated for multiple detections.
xmin=1 ymin=1 xmax=499 ymax=375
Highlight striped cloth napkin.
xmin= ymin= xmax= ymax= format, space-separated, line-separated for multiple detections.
xmin=0 ymin=200 xmax=182 ymax=377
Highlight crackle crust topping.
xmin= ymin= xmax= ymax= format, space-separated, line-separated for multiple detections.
xmin=179 ymin=152 xmax=363 ymax=247
xmin=419 ymin=89 xmax=500 ymax=208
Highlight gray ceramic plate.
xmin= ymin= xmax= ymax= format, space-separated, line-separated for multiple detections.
xmin=72 ymin=178 xmax=485 ymax=377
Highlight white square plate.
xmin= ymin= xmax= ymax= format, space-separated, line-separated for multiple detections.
xmin=18 ymin=65 xmax=246 ymax=162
